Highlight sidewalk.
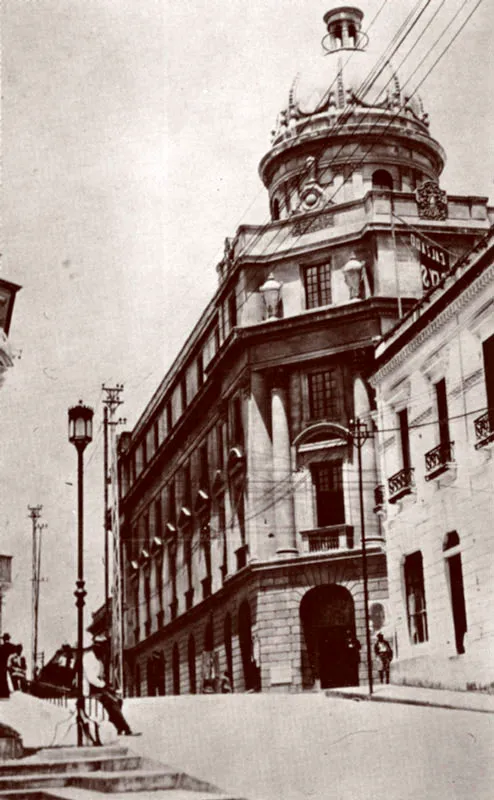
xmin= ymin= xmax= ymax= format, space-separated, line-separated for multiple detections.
xmin=325 ymin=682 xmax=494 ymax=713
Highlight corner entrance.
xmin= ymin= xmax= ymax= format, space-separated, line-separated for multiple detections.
xmin=300 ymin=584 xmax=358 ymax=689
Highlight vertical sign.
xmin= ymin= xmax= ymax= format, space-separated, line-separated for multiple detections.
xmin=410 ymin=233 xmax=450 ymax=290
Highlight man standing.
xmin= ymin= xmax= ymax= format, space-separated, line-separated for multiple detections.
xmin=374 ymin=633 xmax=393 ymax=684
xmin=83 ymin=637 xmax=138 ymax=736
xmin=0 ymin=635 xmax=17 ymax=698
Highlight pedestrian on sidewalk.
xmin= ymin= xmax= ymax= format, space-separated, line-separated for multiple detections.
xmin=344 ymin=629 xmax=361 ymax=686
xmin=374 ymin=633 xmax=393 ymax=684
xmin=83 ymin=636 xmax=138 ymax=737
xmin=7 ymin=644 xmax=27 ymax=691
xmin=0 ymin=634 xmax=17 ymax=699
xmin=220 ymin=670 xmax=233 ymax=693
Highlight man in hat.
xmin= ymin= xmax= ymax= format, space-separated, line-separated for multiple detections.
xmin=0 ymin=634 xmax=17 ymax=698
xmin=83 ymin=636 xmax=137 ymax=736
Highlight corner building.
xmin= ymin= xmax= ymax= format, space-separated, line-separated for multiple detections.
xmin=116 ymin=7 xmax=491 ymax=695
xmin=371 ymin=228 xmax=494 ymax=691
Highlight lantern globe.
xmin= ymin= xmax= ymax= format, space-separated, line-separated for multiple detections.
xmin=68 ymin=401 xmax=94 ymax=449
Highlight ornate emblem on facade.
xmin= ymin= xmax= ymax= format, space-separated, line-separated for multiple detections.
xmin=292 ymin=210 xmax=335 ymax=237
xmin=416 ymin=180 xmax=448 ymax=220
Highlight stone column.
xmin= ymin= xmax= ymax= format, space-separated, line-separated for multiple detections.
xmin=246 ymin=372 xmax=274 ymax=561
xmin=271 ymin=375 xmax=297 ymax=557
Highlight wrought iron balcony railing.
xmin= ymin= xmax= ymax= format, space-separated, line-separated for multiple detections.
xmin=388 ymin=467 xmax=415 ymax=503
xmin=424 ymin=441 xmax=455 ymax=480
xmin=474 ymin=411 xmax=494 ymax=449
xmin=301 ymin=524 xmax=354 ymax=554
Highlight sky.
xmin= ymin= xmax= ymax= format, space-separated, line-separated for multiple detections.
xmin=0 ymin=0 xmax=492 ymax=669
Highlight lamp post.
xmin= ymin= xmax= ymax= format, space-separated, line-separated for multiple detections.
xmin=68 ymin=401 xmax=93 ymax=746
xmin=350 ymin=417 xmax=373 ymax=695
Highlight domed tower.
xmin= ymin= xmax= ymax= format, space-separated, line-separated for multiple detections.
xmin=259 ymin=6 xmax=445 ymax=220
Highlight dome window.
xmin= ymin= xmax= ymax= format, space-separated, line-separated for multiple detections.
xmin=372 ymin=169 xmax=394 ymax=191
xmin=272 ymin=198 xmax=280 ymax=221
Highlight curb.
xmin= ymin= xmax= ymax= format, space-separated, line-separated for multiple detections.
xmin=325 ymin=689 xmax=494 ymax=715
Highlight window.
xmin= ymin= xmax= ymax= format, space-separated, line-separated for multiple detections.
xmin=154 ymin=498 xmax=162 ymax=540
xmin=404 ymin=551 xmax=428 ymax=643
xmin=398 ymin=408 xmax=411 ymax=470
xmin=144 ymin=569 xmax=151 ymax=637
xmin=304 ymin=263 xmax=332 ymax=309
xmin=182 ymin=464 xmax=192 ymax=509
xmin=228 ymin=292 xmax=237 ymax=329
xmin=153 ymin=421 xmax=159 ymax=452
xmin=168 ymin=480 xmax=176 ymax=526
xmin=308 ymin=369 xmax=340 ymax=419
xmin=197 ymin=352 xmax=204 ymax=388
xmin=217 ymin=423 xmax=224 ymax=469
xmin=199 ymin=443 xmax=209 ymax=491
xmin=180 ymin=376 xmax=187 ymax=413
xmin=143 ymin=513 xmax=150 ymax=551
xmin=312 ymin=462 xmax=344 ymax=527
xmin=230 ymin=396 xmax=244 ymax=447
xmin=272 ymin=198 xmax=280 ymax=221
xmin=218 ymin=494 xmax=227 ymax=580
xmin=372 ymin=169 xmax=393 ymax=190
xmin=435 ymin=379 xmax=449 ymax=445
xmin=172 ymin=643 xmax=180 ymax=695
xmin=482 ymin=333 xmax=494 ymax=428
xmin=188 ymin=635 xmax=197 ymax=694
xmin=166 ymin=401 xmax=172 ymax=434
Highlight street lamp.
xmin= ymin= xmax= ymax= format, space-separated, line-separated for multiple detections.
xmin=259 ymin=273 xmax=283 ymax=320
xmin=68 ymin=401 xmax=93 ymax=746
xmin=349 ymin=417 xmax=373 ymax=695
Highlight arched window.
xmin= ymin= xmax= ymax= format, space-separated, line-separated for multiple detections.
xmin=372 ymin=169 xmax=393 ymax=191
xmin=172 ymin=643 xmax=180 ymax=695
xmin=204 ymin=619 xmax=214 ymax=652
xmin=188 ymin=635 xmax=197 ymax=694
xmin=272 ymin=198 xmax=280 ymax=221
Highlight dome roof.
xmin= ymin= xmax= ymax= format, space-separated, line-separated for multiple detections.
xmin=271 ymin=6 xmax=428 ymax=145
xmin=292 ymin=47 xmax=424 ymax=121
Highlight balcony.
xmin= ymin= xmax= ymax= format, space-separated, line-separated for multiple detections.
xmin=201 ymin=575 xmax=212 ymax=600
xmin=185 ymin=588 xmax=194 ymax=611
xmin=235 ymin=544 xmax=249 ymax=571
xmin=301 ymin=524 xmax=354 ymax=554
xmin=424 ymin=441 xmax=455 ymax=481
xmin=388 ymin=468 xmax=415 ymax=503
xmin=474 ymin=411 xmax=494 ymax=449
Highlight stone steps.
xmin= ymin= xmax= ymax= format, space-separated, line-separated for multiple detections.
xmin=0 ymin=745 xmax=247 ymax=798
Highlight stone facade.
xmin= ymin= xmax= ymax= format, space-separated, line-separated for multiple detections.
xmin=114 ymin=6 xmax=492 ymax=696
xmin=372 ymin=230 xmax=494 ymax=691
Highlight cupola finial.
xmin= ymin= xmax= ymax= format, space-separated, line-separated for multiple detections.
xmin=322 ymin=6 xmax=367 ymax=53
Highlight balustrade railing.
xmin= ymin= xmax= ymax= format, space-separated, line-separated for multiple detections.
xmin=387 ymin=467 xmax=415 ymax=503
xmin=301 ymin=524 xmax=354 ymax=553
xmin=474 ymin=411 xmax=494 ymax=448
xmin=424 ymin=441 xmax=455 ymax=479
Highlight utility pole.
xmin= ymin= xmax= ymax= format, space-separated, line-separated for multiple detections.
xmin=102 ymin=385 xmax=124 ymax=630
xmin=34 ymin=522 xmax=47 ymax=680
xmin=28 ymin=505 xmax=42 ymax=679
xmin=102 ymin=384 xmax=125 ymax=689
xmin=350 ymin=418 xmax=374 ymax=695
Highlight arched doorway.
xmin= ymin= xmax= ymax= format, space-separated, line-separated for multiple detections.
xmin=300 ymin=584 xmax=357 ymax=689
xmin=224 ymin=613 xmax=234 ymax=690
xmin=172 ymin=643 xmax=180 ymax=695
xmin=238 ymin=600 xmax=258 ymax=691
xmin=188 ymin=635 xmax=197 ymax=694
